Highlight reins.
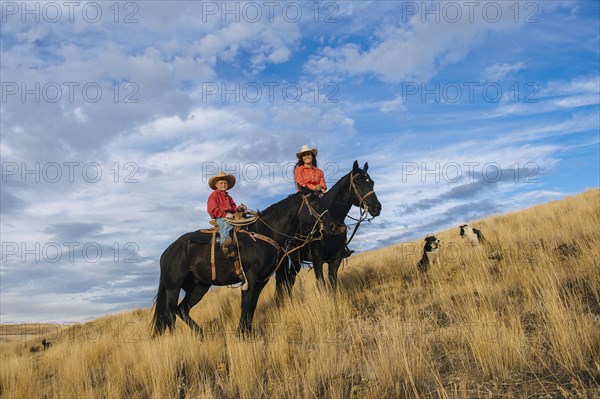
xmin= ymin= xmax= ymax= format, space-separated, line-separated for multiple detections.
xmin=262 ymin=194 xmax=327 ymax=280
xmin=230 ymin=194 xmax=329 ymax=283
xmin=345 ymin=206 xmax=369 ymax=247
xmin=345 ymin=173 xmax=374 ymax=247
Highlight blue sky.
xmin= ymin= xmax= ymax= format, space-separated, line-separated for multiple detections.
xmin=1 ymin=1 xmax=598 ymax=323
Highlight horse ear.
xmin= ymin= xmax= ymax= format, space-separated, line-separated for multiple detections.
xmin=353 ymin=160 xmax=359 ymax=172
xmin=363 ymin=162 xmax=369 ymax=172
xmin=299 ymin=185 xmax=311 ymax=195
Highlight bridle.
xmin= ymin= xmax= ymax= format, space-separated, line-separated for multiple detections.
xmin=349 ymin=172 xmax=375 ymax=213
xmin=346 ymin=172 xmax=377 ymax=246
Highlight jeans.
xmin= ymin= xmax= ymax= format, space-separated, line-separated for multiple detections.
xmin=215 ymin=217 xmax=232 ymax=241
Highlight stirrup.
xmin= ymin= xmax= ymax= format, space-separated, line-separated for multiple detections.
xmin=234 ymin=260 xmax=248 ymax=291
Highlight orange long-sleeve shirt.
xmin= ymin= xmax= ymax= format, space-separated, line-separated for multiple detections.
xmin=294 ymin=165 xmax=327 ymax=191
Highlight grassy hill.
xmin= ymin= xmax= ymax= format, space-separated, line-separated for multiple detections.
xmin=1 ymin=189 xmax=599 ymax=398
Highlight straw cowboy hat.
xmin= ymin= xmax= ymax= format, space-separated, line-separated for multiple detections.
xmin=296 ymin=144 xmax=318 ymax=160
xmin=208 ymin=171 xmax=236 ymax=190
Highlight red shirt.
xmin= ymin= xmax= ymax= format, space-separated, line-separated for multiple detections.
xmin=294 ymin=165 xmax=327 ymax=191
xmin=207 ymin=190 xmax=238 ymax=218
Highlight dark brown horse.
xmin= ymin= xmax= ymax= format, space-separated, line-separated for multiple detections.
xmin=275 ymin=161 xmax=382 ymax=300
xmin=152 ymin=187 xmax=336 ymax=336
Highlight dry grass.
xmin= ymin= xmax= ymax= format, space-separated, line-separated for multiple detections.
xmin=1 ymin=189 xmax=599 ymax=398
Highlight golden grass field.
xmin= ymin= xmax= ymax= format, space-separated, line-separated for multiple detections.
xmin=1 ymin=189 xmax=599 ymax=398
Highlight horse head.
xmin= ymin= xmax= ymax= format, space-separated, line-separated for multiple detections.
xmin=298 ymin=186 xmax=336 ymax=235
xmin=350 ymin=160 xmax=382 ymax=217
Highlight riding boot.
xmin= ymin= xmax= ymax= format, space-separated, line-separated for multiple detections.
xmin=226 ymin=248 xmax=236 ymax=262
xmin=340 ymin=246 xmax=354 ymax=258
xmin=221 ymin=236 xmax=232 ymax=255
xmin=234 ymin=260 xmax=248 ymax=291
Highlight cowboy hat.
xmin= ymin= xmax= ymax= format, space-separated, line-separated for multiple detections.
xmin=295 ymin=144 xmax=318 ymax=160
xmin=208 ymin=171 xmax=236 ymax=190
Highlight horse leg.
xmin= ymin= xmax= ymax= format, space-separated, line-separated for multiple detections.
xmin=238 ymin=276 xmax=268 ymax=336
xmin=311 ymin=243 xmax=326 ymax=287
xmin=327 ymin=255 xmax=344 ymax=291
xmin=275 ymin=258 xmax=298 ymax=306
xmin=152 ymin=237 xmax=193 ymax=336
xmin=152 ymin=281 xmax=182 ymax=335
xmin=177 ymin=280 xmax=210 ymax=336
xmin=163 ymin=288 xmax=180 ymax=332
xmin=313 ymin=258 xmax=327 ymax=289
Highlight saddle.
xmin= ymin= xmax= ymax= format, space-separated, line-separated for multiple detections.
xmin=188 ymin=212 xmax=257 ymax=288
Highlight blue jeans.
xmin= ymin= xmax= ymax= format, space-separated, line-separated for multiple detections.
xmin=215 ymin=218 xmax=232 ymax=241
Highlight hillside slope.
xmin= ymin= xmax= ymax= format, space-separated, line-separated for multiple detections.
xmin=1 ymin=190 xmax=599 ymax=398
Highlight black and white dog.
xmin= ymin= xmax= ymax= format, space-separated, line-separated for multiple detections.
xmin=459 ymin=224 xmax=486 ymax=246
xmin=417 ymin=235 xmax=440 ymax=272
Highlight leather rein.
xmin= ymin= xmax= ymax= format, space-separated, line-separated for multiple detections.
xmin=235 ymin=193 xmax=329 ymax=281
xmin=345 ymin=172 xmax=376 ymax=246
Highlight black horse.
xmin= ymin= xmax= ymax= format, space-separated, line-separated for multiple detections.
xmin=152 ymin=187 xmax=336 ymax=336
xmin=275 ymin=161 xmax=382 ymax=300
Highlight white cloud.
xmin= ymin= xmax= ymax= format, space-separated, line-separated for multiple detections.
xmin=304 ymin=2 xmax=524 ymax=83
xmin=71 ymin=107 xmax=89 ymax=123
xmin=494 ymin=77 xmax=600 ymax=117
xmin=511 ymin=190 xmax=565 ymax=202
xmin=545 ymin=76 xmax=600 ymax=96
xmin=380 ymin=96 xmax=406 ymax=113
xmin=482 ymin=62 xmax=525 ymax=81
xmin=197 ymin=17 xmax=301 ymax=72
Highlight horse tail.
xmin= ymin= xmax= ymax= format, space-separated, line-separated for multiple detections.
xmin=151 ymin=279 xmax=168 ymax=336
xmin=151 ymin=234 xmax=191 ymax=336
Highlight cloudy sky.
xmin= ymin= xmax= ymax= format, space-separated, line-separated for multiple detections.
xmin=1 ymin=1 xmax=598 ymax=323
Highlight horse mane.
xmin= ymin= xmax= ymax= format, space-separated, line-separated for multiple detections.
xmin=325 ymin=171 xmax=351 ymax=199
xmin=323 ymin=170 xmax=353 ymax=210
xmin=258 ymin=192 xmax=301 ymax=224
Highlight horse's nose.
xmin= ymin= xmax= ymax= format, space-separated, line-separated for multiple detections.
xmin=370 ymin=205 xmax=381 ymax=217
